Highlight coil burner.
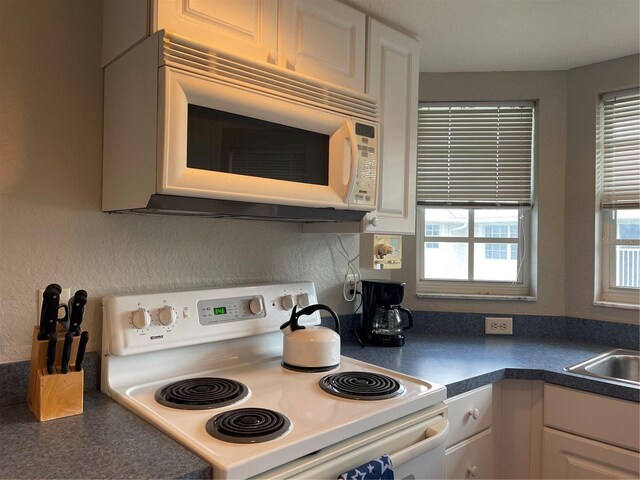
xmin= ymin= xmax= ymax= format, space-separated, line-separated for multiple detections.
xmin=155 ymin=377 xmax=249 ymax=410
xmin=206 ymin=408 xmax=291 ymax=444
xmin=320 ymin=371 xmax=405 ymax=400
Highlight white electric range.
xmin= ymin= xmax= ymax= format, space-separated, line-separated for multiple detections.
xmin=101 ymin=282 xmax=447 ymax=479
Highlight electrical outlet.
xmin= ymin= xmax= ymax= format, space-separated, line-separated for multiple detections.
xmin=345 ymin=273 xmax=357 ymax=295
xmin=485 ymin=317 xmax=513 ymax=335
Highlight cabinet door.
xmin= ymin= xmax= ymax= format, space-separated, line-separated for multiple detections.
xmin=445 ymin=428 xmax=494 ymax=479
xmin=543 ymin=427 xmax=640 ymax=479
xmin=279 ymin=0 xmax=365 ymax=91
xmin=363 ymin=19 xmax=419 ymax=234
xmin=156 ymin=0 xmax=279 ymax=64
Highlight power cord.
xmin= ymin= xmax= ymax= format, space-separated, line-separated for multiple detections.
xmin=336 ymin=235 xmax=361 ymax=302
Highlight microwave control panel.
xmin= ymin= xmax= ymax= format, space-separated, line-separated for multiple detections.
xmin=349 ymin=122 xmax=378 ymax=208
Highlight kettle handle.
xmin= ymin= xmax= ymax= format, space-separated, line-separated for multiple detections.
xmin=398 ymin=307 xmax=413 ymax=330
xmin=296 ymin=304 xmax=341 ymax=336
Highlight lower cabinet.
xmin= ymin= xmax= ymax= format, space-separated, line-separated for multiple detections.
xmin=541 ymin=384 xmax=640 ymax=479
xmin=443 ymin=381 xmax=639 ymax=479
xmin=444 ymin=385 xmax=495 ymax=479
xmin=446 ymin=428 xmax=494 ymax=479
xmin=543 ymin=427 xmax=639 ymax=479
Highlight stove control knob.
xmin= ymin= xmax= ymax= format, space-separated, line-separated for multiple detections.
xmin=132 ymin=308 xmax=151 ymax=329
xmin=248 ymin=297 xmax=263 ymax=315
xmin=297 ymin=293 xmax=311 ymax=308
xmin=158 ymin=306 xmax=177 ymax=326
xmin=280 ymin=295 xmax=295 ymax=311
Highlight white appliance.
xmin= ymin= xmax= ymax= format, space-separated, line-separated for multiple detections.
xmin=103 ymin=31 xmax=379 ymax=222
xmin=101 ymin=282 xmax=448 ymax=479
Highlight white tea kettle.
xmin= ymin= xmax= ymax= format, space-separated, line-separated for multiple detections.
xmin=280 ymin=304 xmax=341 ymax=371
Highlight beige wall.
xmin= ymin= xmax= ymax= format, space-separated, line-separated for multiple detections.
xmin=1 ymin=2 xmax=636 ymax=364
xmin=0 ymin=0 xmax=360 ymax=364
xmin=395 ymin=71 xmax=568 ymax=317
xmin=396 ymin=58 xmax=639 ymax=325
xmin=565 ymin=55 xmax=639 ymax=324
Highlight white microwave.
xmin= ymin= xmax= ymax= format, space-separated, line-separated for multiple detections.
xmin=103 ymin=31 xmax=379 ymax=222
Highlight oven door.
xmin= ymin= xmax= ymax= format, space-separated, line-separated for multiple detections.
xmin=254 ymin=404 xmax=448 ymax=480
xmin=157 ymin=66 xmax=376 ymax=211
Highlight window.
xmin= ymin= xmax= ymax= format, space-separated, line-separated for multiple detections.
xmin=425 ymin=225 xmax=440 ymax=249
xmin=597 ymin=88 xmax=640 ymax=305
xmin=416 ymin=102 xmax=535 ymax=297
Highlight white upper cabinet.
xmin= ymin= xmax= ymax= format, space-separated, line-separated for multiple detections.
xmin=156 ymin=0 xmax=279 ymax=65
xmin=103 ymin=0 xmax=366 ymax=92
xmin=279 ymin=0 xmax=366 ymax=91
xmin=363 ymin=19 xmax=419 ymax=234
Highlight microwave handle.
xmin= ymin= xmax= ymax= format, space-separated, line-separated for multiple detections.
xmin=343 ymin=121 xmax=359 ymax=204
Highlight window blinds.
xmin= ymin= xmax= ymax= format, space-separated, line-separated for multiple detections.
xmin=600 ymin=88 xmax=640 ymax=210
xmin=417 ymin=102 xmax=534 ymax=207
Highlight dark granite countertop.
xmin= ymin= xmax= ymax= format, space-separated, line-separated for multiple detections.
xmin=342 ymin=334 xmax=639 ymax=402
xmin=1 ymin=335 xmax=637 ymax=479
xmin=0 ymin=391 xmax=211 ymax=479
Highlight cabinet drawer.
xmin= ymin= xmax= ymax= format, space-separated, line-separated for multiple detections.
xmin=544 ymin=384 xmax=639 ymax=451
xmin=445 ymin=428 xmax=493 ymax=479
xmin=444 ymin=385 xmax=492 ymax=448
xmin=542 ymin=427 xmax=640 ymax=479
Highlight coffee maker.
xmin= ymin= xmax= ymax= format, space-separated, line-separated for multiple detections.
xmin=360 ymin=280 xmax=413 ymax=347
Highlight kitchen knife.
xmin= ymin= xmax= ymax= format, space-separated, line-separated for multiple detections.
xmin=68 ymin=289 xmax=87 ymax=336
xmin=60 ymin=331 xmax=73 ymax=374
xmin=74 ymin=331 xmax=89 ymax=372
xmin=38 ymin=284 xmax=62 ymax=340
xmin=46 ymin=332 xmax=57 ymax=374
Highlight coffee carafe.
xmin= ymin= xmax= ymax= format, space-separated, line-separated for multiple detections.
xmin=360 ymin=280 xmax=413 ymax=347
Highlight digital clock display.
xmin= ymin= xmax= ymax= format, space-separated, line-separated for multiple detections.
xmin=213 ymin=307 xmax=227 ymax=316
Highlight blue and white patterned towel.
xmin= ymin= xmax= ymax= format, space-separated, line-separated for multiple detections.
xmin=338 ymin=454 xmax=394 ymax=480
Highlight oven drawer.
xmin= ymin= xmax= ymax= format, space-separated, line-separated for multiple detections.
xmin=444 ymin=385 xmax=492 ymax=448
xmin=254 ymin=404 xmax=448 ymax=479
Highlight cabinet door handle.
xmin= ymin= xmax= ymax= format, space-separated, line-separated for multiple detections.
xmin=468 ymin=408 xmax=480 ymax=420
xmin=468 ymin=465 xmax=479 ymax=477
xmin=266 ymin=50 xmax=277 ymax=65
xmin=286 ymin=55 xmax=297 ymax=69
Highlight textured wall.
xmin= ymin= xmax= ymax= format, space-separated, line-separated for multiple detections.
xmin=565 ymin=55 xmax=639 ymax=323
xmin=0 ymin=0 xmax=363 ymax=364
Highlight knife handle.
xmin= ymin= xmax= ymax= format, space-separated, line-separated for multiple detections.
xmin=61 ymin=331 xmax=73 ymax=374
xmin=38 ymin=284 xmax=62 ymax=340
xmin=68 ymin=289 xmax=87 ymax=336
xmin=75 ymin=331 xmax=89 ymax=372
xmin=46 ymin=332 xmax=57 ymax=375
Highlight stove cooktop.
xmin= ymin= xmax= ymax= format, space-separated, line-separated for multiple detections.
xmin=101 ymin=282 xmax=446 ymax=479
xmin=112 ymin=353 xmax=444 ymax=478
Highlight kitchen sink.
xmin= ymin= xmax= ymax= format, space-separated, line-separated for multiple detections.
xmin=565 ymin=349 xmax=640 ymax=386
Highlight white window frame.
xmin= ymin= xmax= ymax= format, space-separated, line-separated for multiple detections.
xmin=595 ymin=88 xmax=639 ymax=308
xmin=416 ymin=206 xmax=531 ymax=298
xmin=599 ymin=209 xmax=640 ymax=306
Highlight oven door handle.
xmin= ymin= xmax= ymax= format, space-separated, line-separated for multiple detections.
xmin=389 ymin=417 xmax=449 ymax=466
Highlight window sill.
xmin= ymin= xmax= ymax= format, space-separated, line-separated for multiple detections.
xmin=416 ymin=292 xmax=536 ymax=302
xmin=593 ymin=300 xmax=640 ymax=311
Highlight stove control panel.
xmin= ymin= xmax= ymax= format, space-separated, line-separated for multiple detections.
xmin=102 ymin=282 xmax=320 ymax=356
xmin=197 ymin=295 xmax=265 ymax=326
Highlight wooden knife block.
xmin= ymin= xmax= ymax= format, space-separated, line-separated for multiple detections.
xmin=27 ymin=326 xmax=84 ymax=421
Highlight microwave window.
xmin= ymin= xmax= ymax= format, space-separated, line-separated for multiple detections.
xmin=187 ymin=104 xmax=329 ymax=186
